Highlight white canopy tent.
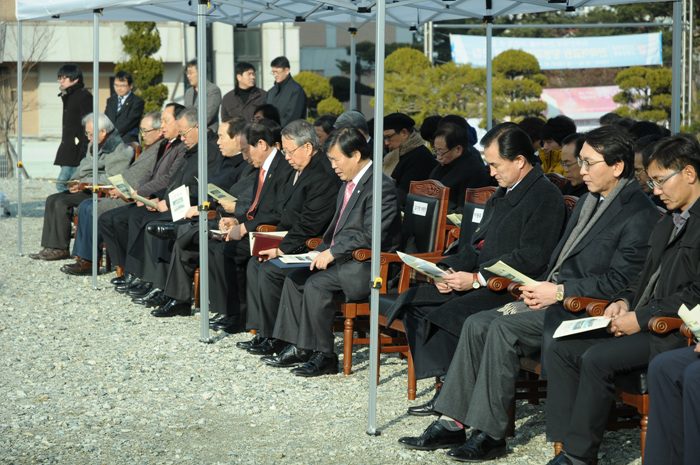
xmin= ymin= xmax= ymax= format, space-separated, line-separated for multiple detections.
xmin=15 ymin=0 xmax=681 ymax=435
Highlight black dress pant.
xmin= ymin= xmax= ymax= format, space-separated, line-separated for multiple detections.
xmin=208 ymin=237 xmax=250 ymax=321
xmin=41 ymin=191 xmax=91 ymax=250
xmin=99 ymin=203 xmax=137 ymax=268
xmin=246 ymin=258 xmax=294 ymax=337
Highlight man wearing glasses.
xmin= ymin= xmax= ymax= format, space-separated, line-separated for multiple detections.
xmin=263 ymin=56 xmax=307 ymax=127
xmin=105 ymin=71 xmax=145 ymax=144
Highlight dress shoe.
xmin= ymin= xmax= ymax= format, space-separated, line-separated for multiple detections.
xmin=408 ymin=383 xmax=442 ymax=416
xmin=60 ymin=258 xmax=93 ymax=276
xmin=132 ymin=288 xmax=163 ymax=305
xmin=263 ymin=344 xmax=311 ymax=367
xmin=146 ymin=223 xmax=177 ymax=240
xmin=398 ymin=420 xmax=467 ymax=451
xmin=141 ymin=292 xmax=169 ymax=309
xmin=236 ymin=334 xmax=263 ymax=350
xmin=28 ymin=248 xmax=48 ymax=260
xmin=545 ymin=451 xmax=591 ymax=465
xmin=127 ymin=282 xmax=153 ymax=297
xmin=210 ymin=316 xmax=245 ymax=333
xmin=30 ymin=248 xmax=70 ymax=261
xmin=150 ymin=299 xmax=191 ymax=317
xmin=115 ymin=276 xmax=143 ymax=293
xmin=446 ymin=430 xmax=506 ymax=462
xmin=291 ymin=351 xmax=339 ymax=377
xmin=247 ymin=337 xmax=287 ymax=356
xmin=209 ymin=314 xmax=226 ymax=325
xmin=110 ymin=273 xmax=133 ymax=286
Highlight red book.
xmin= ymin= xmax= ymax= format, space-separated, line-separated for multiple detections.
xmin=250 ymin=232 xmax=287 ymax=257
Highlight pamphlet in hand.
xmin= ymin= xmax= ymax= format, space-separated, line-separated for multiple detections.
xmin=269 ymin=252 xmax=320 ymax=269
xmin=483 ymin=261 xmax=538 ymax=286
xmin=207 ymin=183 xmax=237 ymax=203
xmin=168 ymin=185 xmax=191 ymax=222
xmin=553 ymin=316 xmax=611 ymax=338
xmin=108 ymin=174 xmax=158 ymax=208
xmin=397 ymin=251 xmax=447 ymax=283
xmin=678 ymin=303 xmax=700 ymax=341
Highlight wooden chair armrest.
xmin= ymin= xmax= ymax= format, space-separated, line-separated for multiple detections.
xmin=207 ymin=210 xmax=217 ymax=220
xmin=306 ymin=237 xmax=322 ymax=249
xmin=256 ymin=224 xmax=277 ymax=232
xmin=680 ymin=324 xmax=694 ymax=342
xmin=486 ymin=277 xmax=515 ymax=292
xmin=648 ymin=316 xmax=684 ymax=334
xmin=563 ymin=297 xmax=609 ymax=314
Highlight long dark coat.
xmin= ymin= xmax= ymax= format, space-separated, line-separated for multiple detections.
xmin=54 ymin=81 xmax=93 ymax=166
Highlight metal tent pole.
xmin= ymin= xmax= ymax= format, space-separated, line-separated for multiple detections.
xmin=197 ymin=0 xmax=212 ymax=343
xmin=671 ymin=0 xmax=682 ymax=134
xmin=91 ymin=10 xmax=100 ymax=288
xmin=367 ymin=0 xmax=385 ymax=437
xmin=16 ymin=20 xmax=23 ymax=256
xmin=349 ymin=20 xmax=356 ymax=111
xmin=486 ymin=18 xmax=493 ymax=130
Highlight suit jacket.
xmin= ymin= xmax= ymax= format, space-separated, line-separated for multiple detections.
xmin=237 ymin=149 xmax=295 ymax=232
xmin=220 ymin=87 xmax=267 ymax=123
xmin=617 ymin=198 xmax=700 ymax=358
xmin=315 ymin=165 xmax=403 ymax=300
xmin=185 ymin=80 xmax=222 ymax=131
xmin=263 ymin=74 xmax=307 ymax=127
xmin=55 ymin=81 xmax=93 ymax=166
xmin=275 ymin=152 xmax=342 ymax=255
xmin=71 ymin=130 xmax=133 ymax=185
xmin=136 ymin=139 xmax=187 ymax=199
xmin=104 ymin=92 xmax=145 ymax=144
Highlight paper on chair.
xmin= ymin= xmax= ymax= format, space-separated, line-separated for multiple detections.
xmin=553 ymin=316 xmax=611 ymax=338
xmin=397 ymin=251 xmax=447 ymax=283
xmin=483 ymin=261 xmax=538 ymax=286
xmin=678 ymin=303 xmax=700 ymax=341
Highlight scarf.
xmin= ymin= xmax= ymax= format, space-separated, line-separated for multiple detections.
xmin=383 ymin=130 xmax=426 ymax=176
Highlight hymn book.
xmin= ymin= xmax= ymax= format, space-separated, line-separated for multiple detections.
xmin=108 ymin=174 xmax=158 ymax=208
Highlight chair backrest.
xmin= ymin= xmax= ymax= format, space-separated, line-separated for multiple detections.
xmin=457 ymin=186 xmax=497 ymax=251
xmin=545 ymin=172 xmax=567 ymax=191
xmin=401 ymin=180 xmax=450 ymax=254
xmin=563 ymin=195 xmax=578 ymax=213
xmin=130 ymin=141 xmax=142 ymax=160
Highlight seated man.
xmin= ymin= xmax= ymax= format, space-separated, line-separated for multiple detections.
xmin=383 ymin=122 xmax=569 ymax=409
xmin=539 ymin=115 xmax=576 ymax=175
xmin=634 ymin=134 xmax=667 ymax=210
xmin=61 ymin=111 xmax=164 ymax=275
xmin=105 ymin=70 xmax=145 ymax=144
xmin=398 ymin=125 xmax=660 ymax=461
xmin=264 ymin=127 xmax=402 ymax=377
xmin=545 ymin=133 xmax=700 ymax=465
xmin=30 ymin=113 xmax=133 ymax=261
xmin=242 ymin=119 xmax=341 ymax=353
xmin=560 ymin=133 xmax=588 ymax=198
xmin=427 ymin=121 xmax=491 ymax=214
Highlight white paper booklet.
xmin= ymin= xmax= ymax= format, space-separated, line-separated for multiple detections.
xmin=277 ymin=252 xmax=320 ymax=264
xmin=108 ymin=174 xmax=157 ymax=208
xmin=483 ymin=260 xmax=538 ymax=286
xmin=207 ymin=183 xmax=237 ymax=203
xmin=397 ymin=251 xmax=447 ymax=283
xmin=678 ymin=303 xmax=700 ymax=341
xmin=553 ymin=316 xmax=611 ymax=338
xmin=168 ymin=185 xmax=191 ymax=222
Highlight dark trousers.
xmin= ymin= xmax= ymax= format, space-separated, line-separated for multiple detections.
xmin=545 ymin=331 xmax=651 ymax=460
xmin=208 ymin=237 xmax=250 ymax=320
xmin=272 ymin=265 xmax=342 ymax=354
xmin=645 ymin=346 xmax=700 ymax=465
xmin=246 ymin=258 xmax=294 ymax=337
xmin=41 ymin=190 xmax=91 ymax=250
xmin=403 ymin=305 xmax=460 ymax=380
xmin=433 ymin=307 xmax=545 ymax=438
xmin=124 ymin=210 xmax=171 ymax=277
xmin=72 ymin=199 xmax=102 ymax=261
xmin=99 ymin=203 xmax=137 ymax=268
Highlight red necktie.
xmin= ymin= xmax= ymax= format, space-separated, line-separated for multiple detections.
xmin=247 ymin=168 xmax=266 ymax=220
xmin=164 ymin=141 xmax=172 ymax=154
xmin=331 ymin=181 xmax=355 ymax=246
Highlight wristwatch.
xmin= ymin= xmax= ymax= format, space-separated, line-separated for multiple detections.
xmin=556 ymin=284 xmax=564 ymax=302
xmin=472 ymin=273 xmax=482 ymax=289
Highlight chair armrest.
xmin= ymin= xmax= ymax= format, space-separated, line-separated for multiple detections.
xmin=680 ymin=324 xmax=694 ymax=342
xmin=444 ymin=226 xmax=460 ymax=249
xmin=256 ymin=224 xmax=277 ymax=232
xmin=207 ymin=210 xmax=217 ymax=220
xmin=648 ymin=316 xmax=684 ymax=334
xmin=563 ymin=297 xmax=609 ymax=315
xmin=486 ymin=277 xmax=514 ymax=292
xmin=306 ymin=238 xmax=322 ymax=249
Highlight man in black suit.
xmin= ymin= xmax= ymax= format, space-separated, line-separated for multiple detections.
xmin=241 ymin=120 xmax=342 ymax=354
xmin=398 ymin=125 xmax=660 ymax=461
xmin=204 ymin=122 xmax=294 ymax=323
xmin=263 ymin=56 xmax=307 ymax=127
xmin=105 ymin=71 xmax=145 ymax=144
xmin=264 ymin=127 xmax=403 ymax=377
xmin=545 ymin=133 xmax=700 ymax=465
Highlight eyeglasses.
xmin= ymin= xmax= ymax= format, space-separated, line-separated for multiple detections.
xmin=646 ymin=169 xmax=682 ymax=191
xmin=634 ymin=167 xmax=646 ymax=176
xmin=282 ymin=144 xmax=306 ymax=157
xmin=577 ymin=158 xmax=606 ymax=170
xmin=270 ymin=69 xmax=285 ymax=76
xmin=433 ymin=147 xmax=454 ymax=158
xmin=140 ymin=127 xmax=157 ymax=134
xmin=383 ymin=132 xmax=398 ymax=142
xmin=179 ymin=125 xmax=197 ymax=137
xmin=560 ymin=160 xmax=579 ymax=170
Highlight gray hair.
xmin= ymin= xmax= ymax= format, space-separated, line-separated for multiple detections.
xmin=334 ymin=110 xmax=368 ymax=135
xmin=281 ymin=120 xmax=319 ymax=152
xmin=82 ymin=113 xmax=114 ymax=133
xmin=177 ymin=107 xmax=198 ymax=127
xmin=143 ymin=110 xmax=162 ymax=130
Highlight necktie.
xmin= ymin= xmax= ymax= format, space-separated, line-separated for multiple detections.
xmin=293 ymin=171 xmax=301 ymax=185
xmin=331 ymin=181 xmax=355 ymax=246
xmin=163 ymin=141 xmax=172 ymax=154
xmin=117 ymin=96 xmax=124 ymax=114
xmin=247 ymin=168 xmax=266 ymax=220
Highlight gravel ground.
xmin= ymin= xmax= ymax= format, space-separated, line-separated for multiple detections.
xmin=0 ymin=179 xmax=643 ymax=465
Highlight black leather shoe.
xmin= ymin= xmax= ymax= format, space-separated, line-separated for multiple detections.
xmin=146 ymin=223 xmax=177 ymax=240
xmin=132 ymin=288 xmax=162 ymax=304
xmin=545 ymin=452 xmax=590 ymax=465
xmin=247 ymin=337 xmax=287 ymax=356
xmin=210 ymin=316 xmax=244 ymax=334
xmin=236 ymin=334 xmax=263 ymax=350
xmin=408 ymin=384 xmax=442 ymax=416
xmin=150 ymin=299 xmax=191 ymax=317
xmin=291 ymin=351 xmax=339 ymax=377
xmin=141 ymin=292 xmax=169 ymax=309
xmin=209 ymin=314 xmax=225 ymax=325
xmin=263 ymin=344 xmax=311 ymax=367
xmin=398 ymin=420 xmax=466 ymax=451
xmin=127 ymin=282 xmax=153 ymax=297
xmin=446 ymin=430 xmax=506 ymax=462
xmin=111 ymin=273 xmax=133 ymax=286
xmin=115 ymin=276 xmax=143 ymax=293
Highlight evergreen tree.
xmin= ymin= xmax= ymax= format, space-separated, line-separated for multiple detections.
xmin=491 ymin=50 xmax=547 ymax=124
xmin=115 ymin=22 xmax=168 ymax=113
xmin=613 ymin=66 xmax=672 ymax=124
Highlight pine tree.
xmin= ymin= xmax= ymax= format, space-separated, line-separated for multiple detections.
xmin=115 ymin=22 xmax=168 ymax=113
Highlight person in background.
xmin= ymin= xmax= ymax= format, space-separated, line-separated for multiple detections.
xmin=220 ymin=62 xmax=266 ymax=124
xmin=313 ymin=114 xmax=337 ymax=148
xmin=184 ymin=59 xmax=222 ymax=131
xmin=252 ymin=104 xmax=281 ymax=126
xmin=263 ymin=56 xmax=307 ymax=127
xmin=539 ymin=115 xmax=577 ymax=176
xmin=560 ymin=133 xmax=588 ymax=198
xmin=104 ymin=70 xmax=145 ymax=144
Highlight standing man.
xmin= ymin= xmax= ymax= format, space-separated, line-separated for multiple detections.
xmin=184 ymin=59 xmax=222 ymax=131
xmin=221 ymin=62 xmax=266 ymax=123
xmin=105 ymin=70 xmax=145 ymax=144
xmin=54 ymin=64 xmax=93 ymax=192
xmin=263 ymin=56 xmax=307 ymax=127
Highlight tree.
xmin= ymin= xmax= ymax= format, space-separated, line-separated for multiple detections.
xmin=491 ymin=49 xmax=547 ymax=124
xmin=613 ymin=66 xmax=672 ymax=124
xmin=382 ymin=48 xmax=433 ymax=123
xmin=295 ymin=71 xmax=334 ymax=117
xmin=317 ymin=97 xmax=345 ymax=116
xmin=114 ymin=22 xmax=168 ymax=113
